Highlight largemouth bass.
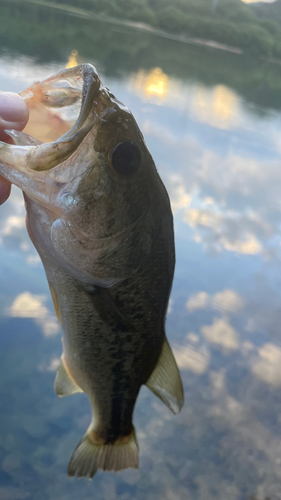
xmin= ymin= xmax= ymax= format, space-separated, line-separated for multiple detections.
xmin=0 ymin=64 xmax=184 ymax=478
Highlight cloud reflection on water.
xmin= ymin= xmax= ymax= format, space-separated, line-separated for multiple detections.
xmin=139 ymin=86 xmax=281 ymax=258
xmin=133 ymin=67 xmax=169 ymax=102
xmin=174 ymin=344 xmax=210 ymax=374
xmin=186 ymin=289 xmax=244 ymax=314
xmin=9 ymin=292 xmax=59 ymax=337
xmin=2 ymin=48 xmax=281 ymax=498
xmin=201 ymin=317 xmax=239 ymax=352
xmin=252 ymin=343 xmax=281 ymax=388
xmin=131 ymin=68 xmax=241 ymax=131
xmin=0 ymin=186 xmax=41 ymax=266
xmin=193 ymin=84 xmax=241 ymax=130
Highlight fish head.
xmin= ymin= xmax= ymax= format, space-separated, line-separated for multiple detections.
xmin=7 ymin=64 xmax=163 ymax=234
xmin=0 ymin=64 xmax=174 ymax=285
xmin=60 ymin=67 xmax=161 ymax=237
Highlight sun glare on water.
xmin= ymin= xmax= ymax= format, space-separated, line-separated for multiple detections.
xmin=66 ymin=50 xmax=78 ymax=68
xmin=193 ymin=84 xmax=240 ymax=129
xmin=241 ymin=0 xmax=276 ymax=3
xmin=134 ymin=67 xmax=169 ymax=101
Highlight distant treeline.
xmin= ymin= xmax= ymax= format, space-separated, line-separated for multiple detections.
xmin=42 ymin=0 xmax=281 ymax=59
xmin=3 ymin=1 xmax=281 ymax=114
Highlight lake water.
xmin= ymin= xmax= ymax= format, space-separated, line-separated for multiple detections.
xmin=1 ymin=2 xmax=281 ymax=499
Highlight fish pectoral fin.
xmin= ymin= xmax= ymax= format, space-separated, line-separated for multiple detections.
xmin=54 ymin=358 xmax=83 ymax=397
xmin=146 ymin=336 xmax=184 ymax=414
xmin=49 ymin=284 xmax=61 ymax=323
xmin=68 ymin=427 xmax=138 ymax=478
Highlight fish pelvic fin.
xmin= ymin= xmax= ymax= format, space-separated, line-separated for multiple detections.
xmin=68 ymin=427 xmax=139 ymax=478
xmin=146 ymin=336 xmax=184 ymax=414
xmin=54 ymin=358 xmax=83 ymax=397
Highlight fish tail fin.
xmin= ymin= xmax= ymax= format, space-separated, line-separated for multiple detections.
xmin=67 ymin=427 xmax=139 ymax=478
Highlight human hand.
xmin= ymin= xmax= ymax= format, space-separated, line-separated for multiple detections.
xmin=0 ymin=92 xmax=29 ymax=204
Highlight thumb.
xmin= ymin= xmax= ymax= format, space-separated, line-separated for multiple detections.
xmin=0 ymin=92 xmax=29 ymax=204
xmin=0 ymin=91 xmax=29 ymax=142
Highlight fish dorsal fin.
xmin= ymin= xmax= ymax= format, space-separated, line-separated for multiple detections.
xmin=54 ymin=358 xmax=83 ymax=397
xmin=146 ymin=337 xmax=184 ymax=414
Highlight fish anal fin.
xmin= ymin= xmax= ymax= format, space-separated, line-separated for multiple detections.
xmin=68 ymin=427 xmax=139 ymax=478
xmin=146 ymin=336 xmax=184 ymax=414
xmin=54 ymin=358 xmax=83 ymax=397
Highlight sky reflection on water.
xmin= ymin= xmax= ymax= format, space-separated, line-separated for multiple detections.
xmin=1 ymin=8 xmax=281 ymax=499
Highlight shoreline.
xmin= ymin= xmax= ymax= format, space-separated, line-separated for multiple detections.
xmin=7 ymin=0 xmax=243 ymax=55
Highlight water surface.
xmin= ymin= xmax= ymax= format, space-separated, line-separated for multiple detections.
xmin=1 ymin=2 xmax=281 ymax=499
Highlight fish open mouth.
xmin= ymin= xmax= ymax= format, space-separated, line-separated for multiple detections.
xmin=0 ymin=63 xmax=141 ymax=202
xmin=1 ymin=64 xmax=101 ymax=172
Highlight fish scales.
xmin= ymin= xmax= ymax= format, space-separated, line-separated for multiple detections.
xmin=0 ymin=64 xmax=184 ymax=477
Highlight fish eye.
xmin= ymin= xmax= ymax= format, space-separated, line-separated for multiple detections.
xmin=110 ymin=142 xmax=140 ymax=175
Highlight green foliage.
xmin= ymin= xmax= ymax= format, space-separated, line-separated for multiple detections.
xmin=3 ymin=0 xmax=281 ymax=115
xmin=215 ymin=0 xmax=255 ymax=23
xmin=257 ymin=18 xmax=280 ymax=36
xmin=38 ymin=0 xmax=281 ymax=59
xmin=157 ymin=6 xmax=191 ymax=33
xmin=241 ymin=24 xmax=274 ymax=56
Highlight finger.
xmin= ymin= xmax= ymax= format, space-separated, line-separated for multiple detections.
xmin=0 ymin=92 xmax=29 ymax=203
xmin=0 ymin=92 xmax=29 ymax=142
xmin=0 ymin=175 xmax=12 ymax=205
